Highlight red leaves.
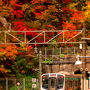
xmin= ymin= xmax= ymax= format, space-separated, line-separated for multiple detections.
xmin=27 ymin=45 xmax=33 ymax=50
xmin=13 ymin=21 xmax=38 ymax=36
xmin=57 ymin=21 xmax=79 ymax=46
xmin=62 ymin=0 xmax=71 ymax=3
xmin=18 ymin=52 xmax=24 ymax=56
xmin=4 ymin=62 xmax=11 ymax=66
xmin=33 ymin=12 xmax=42 ymax=16
xmin=14 ymin=21 xmax=25 ymax=26
xmin=62 ymin=21 xmax=76 ymax=30
xmin=9 ymin=0 xmax=24 ymax=18
xmin=14 ymin=21 xmax=26 ymax=31
xmin=62 ymin=7 xmax=74 ymax=14
xmin=13 ymin=10 xmax=24 ymax=18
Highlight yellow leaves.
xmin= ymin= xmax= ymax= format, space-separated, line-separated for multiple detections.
xmin=48 ymin=5 xmax=58 ymax=12
xmin=69 ymin=3 xmax=78 ymax=10
xmin=84 ymin=1 xmax=90 ymax=21
xmin=36 ymin=5 xmax=57 ymax=21
xmin=85 ymin=10 xmax=90 ymax=17
xmin=19 ymin=44 xmax=27 ymax=51
xmin=68 ymin=1 xmax=89 ymax=24
xmin=37 ymin=10 xmax=49 ymax=20
xmin=22 ymin=4 xmax=30 ymax=12
xmin=33 ymin=20 xmax=41 ymax=28
xmin=0 ymin=4 xmax=13 ymax=18
xmin=0 ymin=48 xmax=7 ymax=56
xmin=86 ymin=1 xmax=90 ymax=9
xmin=0 ymin=66 xmax=8 ymax=73
xmin=44 ymin=25 xmax=56 ymax=30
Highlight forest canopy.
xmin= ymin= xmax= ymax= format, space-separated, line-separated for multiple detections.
xmin=0 ymin=0 xmax=90 ymax=77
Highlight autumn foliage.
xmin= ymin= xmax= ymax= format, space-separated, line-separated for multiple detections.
xmin=0 ymin=0 xmax=90 ymax=77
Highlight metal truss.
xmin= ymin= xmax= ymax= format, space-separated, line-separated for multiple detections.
xmin=0 ymin=30 xmax=87 ymax=44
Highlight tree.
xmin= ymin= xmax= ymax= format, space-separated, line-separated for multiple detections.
xmin=0 ymin=0 xmax=89 ymax=77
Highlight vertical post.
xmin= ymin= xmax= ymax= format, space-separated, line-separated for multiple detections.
xmin=8 ymin=23 xmax=11 ymax=31
xmin=6 ymin=78 xmax=8 ymax=90
xmin=23 ymin=78 xmax=25 ymax=90
xmin=5 ymin=31 xmax=6 ymax=44
xmin=31 ymin=79 xmax=32 ymax=90
xmin=15 ymin=79 xmax=16 ymax=90
xmin=24 ymin=32 xmax=26 ymax=43
xmin=39 ymin=50 xmax=42 ymax=89
xmin=82 ymin=24 xmax=86 ymax=90
xmin=45 ymin=47 xmax=46 ymax=61
xmin=74 ymin=47 xmax=75 ymax=55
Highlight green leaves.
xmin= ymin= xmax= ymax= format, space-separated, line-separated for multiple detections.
xmin=59 ymin=54 xmax=64 ymax=58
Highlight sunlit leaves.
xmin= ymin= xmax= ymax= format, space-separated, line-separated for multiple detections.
xmin=0 ymin=5 xmax=13 ymax=18
xmin=62 ymin=22 xmax=76 ymax=30
xmin=84 ymin=1 xmax=90 ymax=22
xmin=0 ymin=45 xmax=18 ymax=60
xmin=69 ymin=3 xmax=78 ymax=10
xmin=70 ymin=11 xmax=87 ymax=23
xmin=22 ymin=4 xmax=30 ymax=12
xmin=0 ymin=66 xmax=8 ymax=73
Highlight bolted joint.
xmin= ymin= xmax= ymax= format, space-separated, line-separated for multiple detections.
xmin=85 ymin=68 xmax=88 ymax=71
xmin=39 ymin=50 xmax=42 ymax=55
xmin=80 ymin=68 xmax=83 ymax=71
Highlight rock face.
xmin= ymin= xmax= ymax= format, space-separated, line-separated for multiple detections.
xmin=0 ymin=16 xmax=8 ymax=28
xmin=42 ymin=56 xmax=82 ymax=74
xmin=42 ymin=47 xmax=90 ymax=74
xmin=44 ymin=63 xmax=78 ymax=73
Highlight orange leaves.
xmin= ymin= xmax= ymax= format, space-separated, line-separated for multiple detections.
xmin=62 ymin=10 xmax=87 ymax=30
xmin=0 ymin=65 xmax=8 ymax=73
xmin=27 ymin=45 xmax=33 ymax=50
xmin=0 ymin=0 xmax=3 ymax=6
xmin=70 ymin=11 xmax=87 ymax=23
xmin=0 ymin=67 xmax=8 ymax=73
xmin=31 ymin=0 xmax=40 ymax=4
xmin=63 ymin=21 xmax=76 ymax=30
xmin=48 ymin=5 xmax=58 ymax=12
xmin=35 ymin=5 xmax=46 ymax=10
xmin=44 ymin=25 xmax=56 ymax=30
xmin=40 ymin=0 xmax=48 ymax=3
xmin=9 ymin=0 xmax=18 ymax=5
xmin=31 ymin=0 xmax=48 ymax=4
xmin=0 ymin=45 xmax=18 ymax=60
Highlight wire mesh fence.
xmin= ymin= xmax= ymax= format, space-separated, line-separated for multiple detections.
xmin=41 ymin=47 xmax=90 ymax=60
xmin=0 ymin=78 xmax=39 ymax=90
